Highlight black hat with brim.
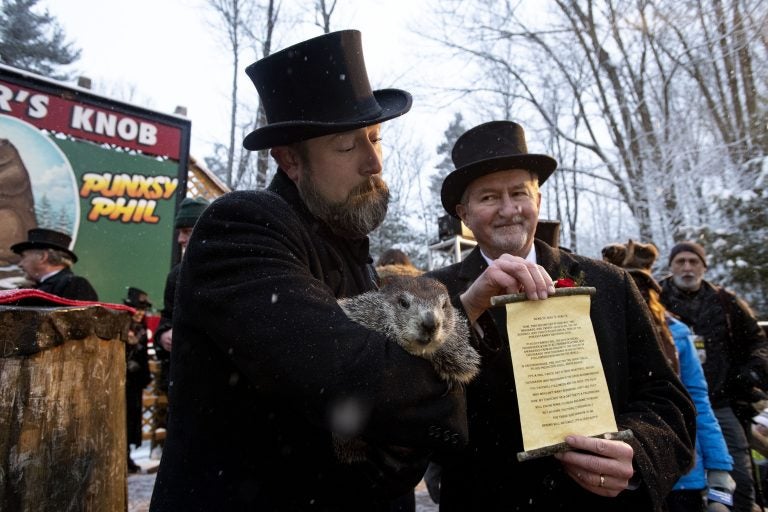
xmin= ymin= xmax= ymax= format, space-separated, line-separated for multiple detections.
xmin=441 ymin=121 xmax=557 ymax=219
xmin=11 ymin=228 xmax=78 ymax=263
xmin=242 ymin=30 xmax=412 ymax=151
xmin=124 ymin=286 xmax=152 ymax=309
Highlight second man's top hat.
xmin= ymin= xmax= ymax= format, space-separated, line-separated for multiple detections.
xmin=10 ymin=228 xmax=79 ymax=262
xmin=441 ymin=121 xmax=558 ymax=218
xmin=242 ymin=30 xmax=412 ymax=151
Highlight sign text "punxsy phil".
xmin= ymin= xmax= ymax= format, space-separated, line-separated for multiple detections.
xmin=79 ymin=173 xmax=178 ymax=224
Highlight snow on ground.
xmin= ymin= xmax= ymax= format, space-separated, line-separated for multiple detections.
xmin=127 ymin=441 xmax=439 ymax=512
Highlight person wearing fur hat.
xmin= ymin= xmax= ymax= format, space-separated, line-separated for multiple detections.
xmin=606 ymin=240 xmax=735 ymax=512
xmin=424 ymin=120 xmax=695 ymax=511
xmin=601 ymin=240 xmax=680 ymax=374
xmin=149 ymin=31 xmax=516 ymax=512
xmin=11 ymin=227 xmax=98 ymax=301
xmin=661 ymin=241 xmax=768 ymax=512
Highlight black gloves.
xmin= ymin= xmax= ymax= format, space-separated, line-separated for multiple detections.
xmin=730 ymin=361 xmax=768 ymax=403
xmin=364 ymin=345 xmax=469 ymax=453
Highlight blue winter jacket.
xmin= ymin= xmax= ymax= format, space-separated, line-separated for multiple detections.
xmin=669 ymin=315 xmax=733 ymax=490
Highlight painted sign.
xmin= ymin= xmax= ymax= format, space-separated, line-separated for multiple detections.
xmin=0 ymin=64 xmax=190 ymax=305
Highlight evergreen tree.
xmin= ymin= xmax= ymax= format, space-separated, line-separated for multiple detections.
xmin=430 ymin=112 xmax=466 ymax=208
xmin=0 ymin=0 xmax=80 ymax=80
xmin=685 ymin=181 xmax=768 ymax=318
xmin=35 ymin=193 xmax=52 ymax=227
xmin=54 ymin=206 xmax=71 ymax=233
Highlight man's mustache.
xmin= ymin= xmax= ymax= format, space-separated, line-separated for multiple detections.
xmin=494 ymin=215 xmax=527 ymax=226
xmin=348 ymin=176 xmax=387 ymax=200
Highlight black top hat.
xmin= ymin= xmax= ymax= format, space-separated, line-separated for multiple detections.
xmin=242 ymin=30 xmax=412 ymax=151
xmin=535 ymin=219 xmax=561 ymax=248
xmin=441 ymin=121 xmax=558 ymax=218
xmin=124 ymin=287 xmax=152 ymax=309
xmin=10 ymin=228 xmax=78 ymax=262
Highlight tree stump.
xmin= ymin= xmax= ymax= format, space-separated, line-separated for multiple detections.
xmin=0 ymin=304 xmax=131 ymax=512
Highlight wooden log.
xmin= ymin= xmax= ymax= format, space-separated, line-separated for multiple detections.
xmin=0 ymin=305 xmax=131 ymax=512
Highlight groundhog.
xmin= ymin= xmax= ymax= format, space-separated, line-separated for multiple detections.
xmin=340 ymin=275 xmax=480 ymax=384
xmin=333 ymin=275 xmax=480 ymax=463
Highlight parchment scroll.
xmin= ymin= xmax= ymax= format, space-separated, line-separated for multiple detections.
xmin=491 ymin=287 xmax=629 ymax=461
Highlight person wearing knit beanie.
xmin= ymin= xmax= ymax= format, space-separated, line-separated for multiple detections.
xmin=174 ymin=197 xmax=210 ymax=229
xmin=153 ymin=196 xmax=211 ymax=402
xmin=173 ymin=197 xmax=210 ymax=251
xmin=668 ymin=241 xmax=707 ymax=268
xmin=605 ymin=240 xmax=737 ymax=510
xmin=661 ymin=240 xmax=768 ymax=512
xmin=668 ymin=241 xmax=709 ymax=293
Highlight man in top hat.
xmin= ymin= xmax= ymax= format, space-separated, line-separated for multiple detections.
xmin=424 ymin=120 xmax=695 ymax=510
xmin=11 ymin=227 xmax=98 ymax=301
xmin=151 ymin=30 xmax=481 ymax=511
xmin=661 ymin=241 xmax=768 ymax=512
xmin=153 ymin=196 xmax=210 ymax=394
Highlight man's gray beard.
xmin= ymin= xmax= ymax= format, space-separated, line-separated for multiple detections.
xmin=490 ymin=215 xmax=532 ymax=256
xmin=298 ymin=173 xmax=390 ymax=239
xmin=672 ymin=274 xmax=701 ymax=292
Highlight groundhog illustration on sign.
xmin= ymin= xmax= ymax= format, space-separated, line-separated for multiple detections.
xmin=0 ymin=138 xmax=38 ymax=266
xmin=333 ymin=275 xmax=480 ymax=463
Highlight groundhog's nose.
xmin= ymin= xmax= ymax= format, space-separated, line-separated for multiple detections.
xmin=418 ymin=312 xmax=437 ymax=344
